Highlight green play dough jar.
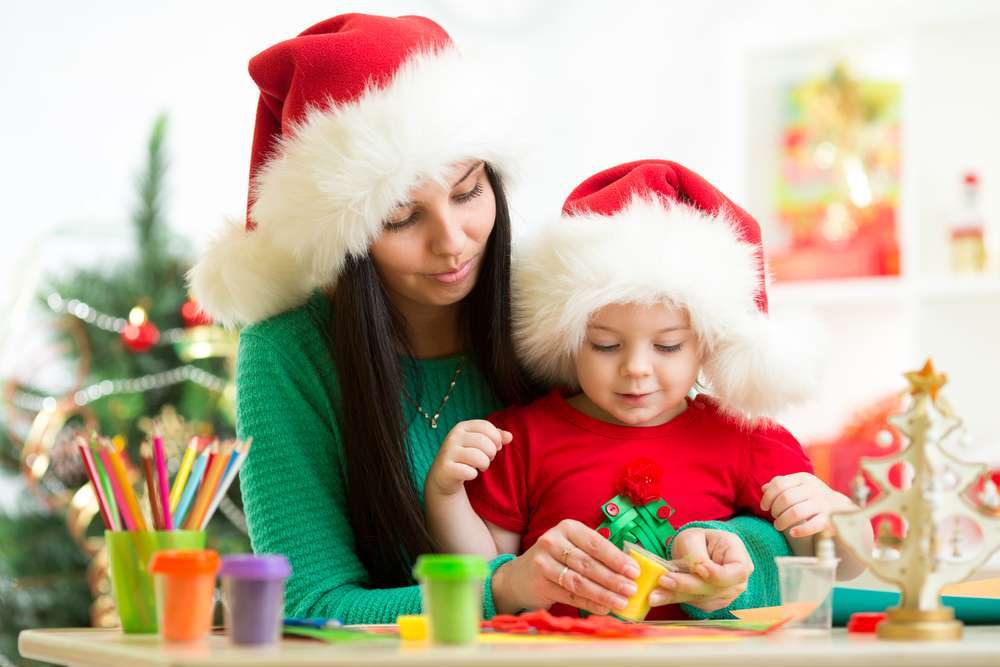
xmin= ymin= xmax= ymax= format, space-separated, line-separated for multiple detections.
xmin=413 ymin=554 xmax=487 ymax=645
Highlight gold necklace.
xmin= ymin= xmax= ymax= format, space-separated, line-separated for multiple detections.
xmin=414 ymin=358 xmax=465 ymax=429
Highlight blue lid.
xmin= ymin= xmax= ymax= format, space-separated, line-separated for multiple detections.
xmin=219 ymin=554 xmax=291 ymax=580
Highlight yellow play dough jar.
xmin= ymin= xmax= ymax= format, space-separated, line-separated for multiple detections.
xmin=615 ymin=542 xmax=672 ymax=622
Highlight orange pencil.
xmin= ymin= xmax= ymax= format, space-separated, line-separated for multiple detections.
xmin=104 ymin=439 xmax=147 ymax=531
xmin=140 ymin=442 xmax=164 ymax=530
xmin=184 ymin=441 xmax=230 ymax=530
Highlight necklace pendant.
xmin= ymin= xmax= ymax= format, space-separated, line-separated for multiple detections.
xmin=430 ymin=418 xmax=438 ymax=429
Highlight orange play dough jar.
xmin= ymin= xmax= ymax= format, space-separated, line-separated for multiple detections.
xmin=149 ymin=549 xmax=220 ymax=642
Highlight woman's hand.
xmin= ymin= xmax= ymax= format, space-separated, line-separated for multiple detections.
xmin=648 ymin=528 xmax=753 ymax=612
xmin=425 ymin=420 xmax=511 ymax=497
xmin=491 ymin=519 xmax=640 ymax=616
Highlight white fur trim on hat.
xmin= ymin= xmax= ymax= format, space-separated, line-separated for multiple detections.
xmin=189 ymin=47 xmax=520 ymax=328
xmin=512 ymin=195 xmax=817 ymax=421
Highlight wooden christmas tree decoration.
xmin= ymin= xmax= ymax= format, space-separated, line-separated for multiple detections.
xmin=831 ymin=359 xmax=1000 ymax=640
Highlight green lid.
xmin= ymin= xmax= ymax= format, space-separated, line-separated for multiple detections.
xmin=413 ymin=554 xmax=488 ymax=581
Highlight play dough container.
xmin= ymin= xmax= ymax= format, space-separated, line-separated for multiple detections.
xmin=149 ymin=549 xmax=220 ymax=642
xmin=219 ymin=554 xmax=291 ymax=645
xmin=616 ymin=542 xmax=673 ymax=622
xmin=105 ymin=530 xmax=205 ymax=634
xmin=413 ymin=554 xmax=487 ymax=645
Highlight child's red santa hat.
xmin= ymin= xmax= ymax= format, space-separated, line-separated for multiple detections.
xmin=513 ymin=159 xmax=820 ymax=421
xmin=189 ymin=13 xmax=518 ymax=328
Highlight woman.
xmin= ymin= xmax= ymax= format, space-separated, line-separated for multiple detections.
xmin=190 ymin=13 xmax=783 ymax=624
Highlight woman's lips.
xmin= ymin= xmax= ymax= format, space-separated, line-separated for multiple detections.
xmin=429 ymin=256 xmax=477 ymax=284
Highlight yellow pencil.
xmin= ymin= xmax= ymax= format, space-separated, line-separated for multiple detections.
xmin=104 ymin=439 xmax=147 ymax=531
xmin=184 ymin=441 xmax=230 ymax=530
xmin=169 ymin=437 xmax=199 ymax=513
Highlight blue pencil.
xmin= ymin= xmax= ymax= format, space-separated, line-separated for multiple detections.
xmin=173 ymin=448 xmax=209 ymax=528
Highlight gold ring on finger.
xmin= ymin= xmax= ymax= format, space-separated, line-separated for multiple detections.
xmin=558 ymin=564 xmax=570 ymax=588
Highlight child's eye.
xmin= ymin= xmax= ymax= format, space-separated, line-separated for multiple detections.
xmin=655 ymin=343 xmax=682 ymax=353
xmin=453 ymin=182 xmax=483 ymax=203
xmin=590 ymin=343 xmax=619 ymax=352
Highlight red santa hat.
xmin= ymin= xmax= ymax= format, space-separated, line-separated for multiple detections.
xmin=189 ymin=13 xmax=518 ymax=328
xmin=513 ymin=159 xmax=819 ymax=421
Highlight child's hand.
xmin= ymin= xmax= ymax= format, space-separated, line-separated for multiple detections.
xmin=649 ymin=528 xmax=753 ymax=611
xmin=760 ymin=472 xmax=855 ymax=538
xmin=426 ymin=420 xmax=512 ymax=497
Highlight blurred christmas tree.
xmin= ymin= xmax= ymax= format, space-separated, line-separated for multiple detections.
xmin=0 ymin=115 xmax=248 ymax=665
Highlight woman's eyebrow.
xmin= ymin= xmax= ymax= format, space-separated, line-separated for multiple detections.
xmin=452 ymin=161 xmax=484 ymax=187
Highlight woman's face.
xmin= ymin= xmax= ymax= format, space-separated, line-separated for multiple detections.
xmin=370 ymin=160 xmax=496 ymax=310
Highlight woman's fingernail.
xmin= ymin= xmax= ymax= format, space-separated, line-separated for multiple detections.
xmin=625 ymin=563 xmax=640 ymax=578
xmin=649 ymin=592 xmax=665 ymax=606
xmin=622 ymin=581 xmax=638 ymax=595
xmin=612 ymin=596 xmax=629 ymax=610
xmin=659 ymin=576 xmax=675 ymax=589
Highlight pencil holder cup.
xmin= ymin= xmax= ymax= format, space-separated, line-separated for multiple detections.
xmin=105 ymin=530 xmax=206 ymax=634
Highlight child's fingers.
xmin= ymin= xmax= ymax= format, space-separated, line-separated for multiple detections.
xmin=459 ymin=420 xmax=510 ymax=449
xmin=773 ymin=500 xmax=821 ymax=532
xmin=460 ymin=432 xmax=500 ymax=459
xmin=500 ymin=429 xmax=513 ymax=445
xmin=443 ymin=461 xmax=479 ymax=483
xmin=760 ymin=475 xmax=803 ymax=512
xmin=768 ymin=485 xmax=811 ymax=518
xmin=789 ymin=513 xmax=829 ymax=538
xmin=657 ymin=572 xmax=717 ymax=597
xmin=454 ymin=446 xmax=492 ymax=472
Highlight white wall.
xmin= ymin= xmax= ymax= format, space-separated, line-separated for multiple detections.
xmin=3 ymin=0 xmax=1000 ymax=450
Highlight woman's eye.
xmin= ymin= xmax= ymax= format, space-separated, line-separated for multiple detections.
xmin=453 ymin=182 xmax=483 ymax=203
xmin=384 ymin=213 xmax=418 ymax=231
xmin=655 ymin=343 xmax=682 ymax=353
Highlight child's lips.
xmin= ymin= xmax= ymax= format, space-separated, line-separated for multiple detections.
xmin=616 ymin=391 xmax=655 ymax=404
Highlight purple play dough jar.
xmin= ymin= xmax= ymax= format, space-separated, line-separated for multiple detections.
xmin=219 ymin=554 xmax=291 ymax=645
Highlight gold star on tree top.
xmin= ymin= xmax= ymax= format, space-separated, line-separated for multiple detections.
xmin=904 ymin=358 xmax=947 ymax=400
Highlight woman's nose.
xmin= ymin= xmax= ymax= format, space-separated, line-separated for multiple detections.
xmin=428 ymin=209 xmax=467 ymax=257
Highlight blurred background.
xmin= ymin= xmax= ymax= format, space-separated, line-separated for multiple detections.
xmin=2 ymin=0 xmax=999 ymax=662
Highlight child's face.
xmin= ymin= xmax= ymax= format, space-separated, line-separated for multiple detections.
xmin=574 ymin=302 xmax=701 ymax=427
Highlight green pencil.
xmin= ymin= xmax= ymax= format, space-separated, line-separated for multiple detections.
xmin=91 ymin=435 xmax=121 ymax=531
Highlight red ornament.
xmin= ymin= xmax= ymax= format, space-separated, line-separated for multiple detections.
xmin=614 ymin=458 xmax=662 ymax=506
xmin=597 ymin=527 xmax=611 ymax=539
xmin=121 ymin=321 xmax=160 ymax=353
xmin=656 ymin=506 xmax=671 ymax=519
xmin=605 ymin=502 xmax=620 ymax=517
xmin=181 ymin=299 xmax=213 ymax=327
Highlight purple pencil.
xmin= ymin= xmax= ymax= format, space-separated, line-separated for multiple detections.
xmin=152 ymin=433 xmax=173 ymax=529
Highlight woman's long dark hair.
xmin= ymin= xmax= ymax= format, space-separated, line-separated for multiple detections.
xmin=326 ymin=164 xmax=539 ymax=588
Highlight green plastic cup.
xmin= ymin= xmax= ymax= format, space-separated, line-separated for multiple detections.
xmin=105 ymin=530 xmax=206 ymax=634
xmin=413 ymin=554 xmax=487 ymax=645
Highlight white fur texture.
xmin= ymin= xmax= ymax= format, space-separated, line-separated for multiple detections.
xmin=512 ymin=195 xmax=818 ymax=421
xmin=189 ymin=46 xmax=520 ymax=328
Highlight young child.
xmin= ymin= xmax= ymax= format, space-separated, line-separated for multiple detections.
xmin=425 ymin=160 xmax=868 ymax=619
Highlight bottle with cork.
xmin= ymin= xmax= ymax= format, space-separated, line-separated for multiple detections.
xmin=949 ymin=171 xmax=987 ymax=274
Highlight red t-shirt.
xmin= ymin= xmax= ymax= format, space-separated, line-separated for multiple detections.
xmin=465 ymin=389 xmax=813 ymax=619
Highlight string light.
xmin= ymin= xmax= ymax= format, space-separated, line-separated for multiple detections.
xmin=45 ymin=292 xmax=188 ymax=344
xmin=12 ymin=364 xmax=227 ymax=412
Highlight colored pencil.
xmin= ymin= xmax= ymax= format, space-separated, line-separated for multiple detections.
xmin=104 ymin=439 xmax=148 ymax=531
xmin=174 ymin=446 xmax=210 ymax=528
xmin=152 ymin=433 xmax=173 ymax=529
xmin=169 ymin=437 xmax=199 ymax=512
xmin=98 ymin=445 xmax=135 ymax=530
xmin=75 ymin=436 xmax=114 ymax=530
xmin=184 ymin=441 xmax=230 ymax=530
xmin=89 ymin=434 xmax=121 ymax=531
xmin=199 ymin=438 xmax=252 ymax=530
xmin=140 ymin=443 xmax=164 ymax=530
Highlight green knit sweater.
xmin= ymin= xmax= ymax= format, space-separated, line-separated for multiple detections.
xmin=236 ymin=293 xmax=789 ymax=624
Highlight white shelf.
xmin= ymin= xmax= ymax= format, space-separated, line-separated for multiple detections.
xmin=769 ymin=275 xmax=1000 ymax=307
